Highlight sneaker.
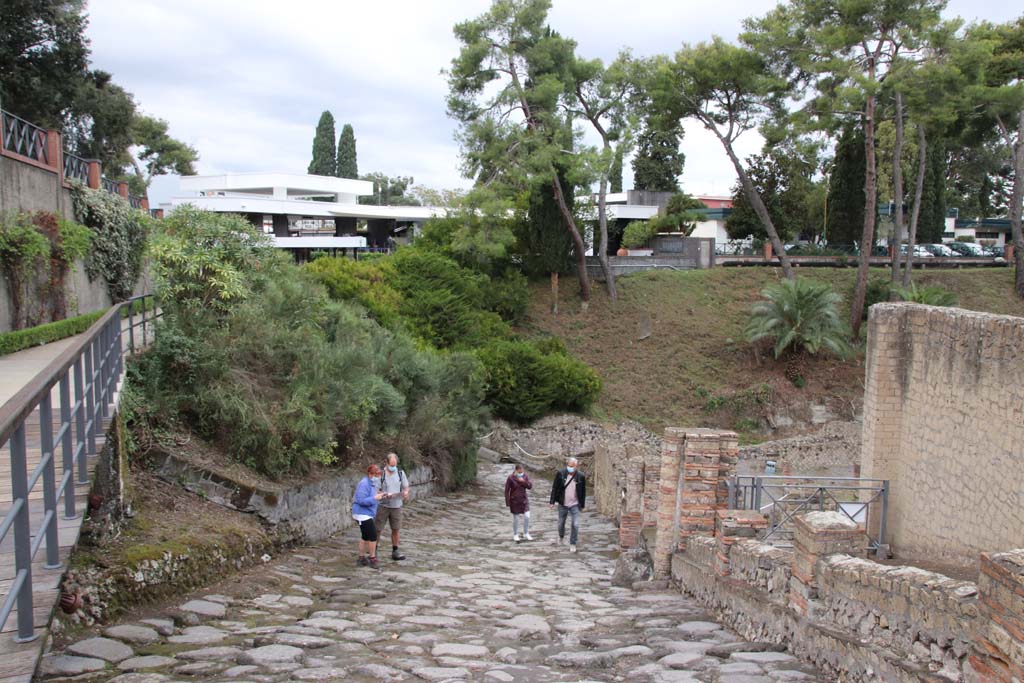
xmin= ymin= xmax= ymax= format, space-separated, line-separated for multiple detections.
xmin=570 ymin=544 xmax=577 ymax=553
xmin=524 ymin=533 xmax=534 ymax=541
xmin=392 ymin=548 xmax=406 ymax=561
xmin=513 ymin=533 xmax=521 ymax=542
xmin=357 ymin=556 xmax=367 ymax=567
xmin=555 ymin=536 xmax=564 ymax=546
xmin=368 ymin=556 xmax=380 ymax=569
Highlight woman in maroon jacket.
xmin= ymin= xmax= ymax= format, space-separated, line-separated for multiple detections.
xmin=504 ymin=464 xmax=533 ymax=542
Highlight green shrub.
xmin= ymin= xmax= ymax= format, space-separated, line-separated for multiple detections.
xmin=477 ymin=339 xmax=601 ymax=423
xmin=0 ymin=310 xmax=104 ymax=356
xmin=861 ymin=277 xmax=893 ymax=318
xmin=482 ymin=267 xmax=529 ymax=323
xmin=894 ymin=282 xmax=958 ymax=307
xmin=305 ymin=256 xmax=402 ymax=327
xmin=622 ymin=220 xmax=656 ymax=249
xmin=955 ymin=235 xmax=975 ymax=243
xmin=0 ymin=211 xmax=50 ymax=329
xmin=71 ymin=184 xmax=148 ymax=302
xmin=745 ymin=278 xmax=852 ymax=359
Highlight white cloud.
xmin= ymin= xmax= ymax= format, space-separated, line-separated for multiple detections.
xmin=82 ymin=0 xmax=1022 ymax=207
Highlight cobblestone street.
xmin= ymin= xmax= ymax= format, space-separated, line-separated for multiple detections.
xmin=40 ymin=464 xmax=826 ymax=682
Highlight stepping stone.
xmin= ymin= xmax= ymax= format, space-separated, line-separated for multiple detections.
xmin=261 ymin=632 xmax=337 ymax=648
xmin=174 ymin=661 xmax=227 ymax=676
xmin=68 ymin=637 xmax=134 ymax=663
xmin=507 ymin=614 xmax=551 ymax=636
xmin=352 ymin=663 xmax=405 ymax=679
xmin=118 ymin=655 xmax=177 ymax=670
xmin=141 ymin=618 xmax=175 ymax=636
xmin=484 ymin=670 xmax=515 ymax=683
xmin=180 ymin=599 xmax=226 ymax=617
xmin=402 ymin=615 xmax=462 ymax=628
xmin=237 ymin=644 xmax=304 ymax=665
xmin=281 ymin=595 xmax=314 ymax=606
xmin=413 ymin=666 xmax=471 ymax=680
xmin=677 ymin=621 xmax=722 ymax=637
xmin=177 ymin=646 xmax=243 ymax=661
xmin=39 ymin=655 xmax=107 ymax=676
xmin=104 ymin=624 xmax=161 ymax=644
xmin=731 ymin=652 xmax=798 ymax=664
xmin=107 ymin=674 xmax=171 ymax=683
xmin=300 ymin=617 xmax=358 ymax=632
xmin=660 ymin=652 xmax=706 ymax=669
xmin=432 ymin=643 xmax=489 ymax=658
xmin=608 ymin=644 xmax=654 ymax=658
xmin=291 ymin=667 xmax=351 ymax=681
xmin=167 ymin=625 xmax=228 ymax=644
xmin=546 ymin=650 xmax=614 ymax=668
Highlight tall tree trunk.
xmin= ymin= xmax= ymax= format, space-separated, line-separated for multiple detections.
xmin=902 ymin=126 xmax=928 ymax=289
xmin=889 ymin=92 xmax=905 ymax=286
xmin=716 ymin=130 xmax=794 ymax=280
xmin=551 ymin=175 xmax=592 ymax=309
xmin=1011 ymin=111 xmax=1024 ymax=299
xmin=597 ymin=146 xmax=617 ymax=300
xmin=850 ymin=94 xmax=879 ymax=338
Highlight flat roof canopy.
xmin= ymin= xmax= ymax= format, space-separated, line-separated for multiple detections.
xmin=181 ymin=172 xmax=373 ymax=197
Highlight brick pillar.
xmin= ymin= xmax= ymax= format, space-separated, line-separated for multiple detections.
xmin=152 ymin=208 xmax=164 ymax=219
xmin=654 ymin=428 xmax=686 ymax=577
xmin=117 ymin=181 xmax=129 ymax=198
xmin=714 ymin=509 xmax=767 ymax=576
xmin=789 ymin=511 xmax=867 ymax=618
xmin=619 ymin=449 xmax=644 ymax=550
xmin=1006 ymin=244 xmax=1015 ymax=261
xmin=764 ymin=241 xmax=773 ymax=261
xmin=716 ymin=431 xmax=738 ymax=510
xmin=45 ymin=129 xmax=62 ymax=173
xmin=141 ymin=197 xmax=150 ymax=210
xmin=967 ymin=550 xmax=1024 ymax=682
xmin=87 ymin=160 xmax=101 ymax=189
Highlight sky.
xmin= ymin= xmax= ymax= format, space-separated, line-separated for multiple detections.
xmin=82 ymin=0 xmax=1021 ymax=208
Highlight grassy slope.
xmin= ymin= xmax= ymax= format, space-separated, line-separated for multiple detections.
xmin=518 ymin=267 xmax=1024 ymax=437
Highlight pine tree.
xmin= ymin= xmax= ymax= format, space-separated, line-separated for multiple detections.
xmin=609 ymin=146 xmax=624 ymax=194
xmin=308 ymin=111 xmax=337 ymax=176
xmin=826 ymin=124 xmax=867 ymax=248
xmin=337 ymin=123 xmax=358 ymax=178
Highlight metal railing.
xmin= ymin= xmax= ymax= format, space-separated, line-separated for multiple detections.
xmin=1 ymin=111 xmax=49 ymax=164
xmin=128 ymin=195 xmax=144 ymax=209
xmin=728 ymin=474 xmax=889 ymax=556
xmin=0 ymin=294 xmax=158 ymax=642
xmin=101 ymin=177 xmax=120 ymax=195
xmin=63 ymin=152 xmax=90 ymax=183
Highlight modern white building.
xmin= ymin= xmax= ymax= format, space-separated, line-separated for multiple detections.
xmin=597 ymin=191 xmax=734 ymax=245
xmin=162 ymin=172 xmax=447 ymax=252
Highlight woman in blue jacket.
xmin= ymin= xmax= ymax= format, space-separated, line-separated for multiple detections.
xmin=353 ymin=464 xmax=385 ymax=568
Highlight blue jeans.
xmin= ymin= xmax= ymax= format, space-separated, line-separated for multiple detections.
xmin=557 ymin=504 xmax=580 ymax=545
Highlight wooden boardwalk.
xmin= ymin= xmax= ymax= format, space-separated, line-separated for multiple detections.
xmin=0 ymin=320 xmax=142 ymax=683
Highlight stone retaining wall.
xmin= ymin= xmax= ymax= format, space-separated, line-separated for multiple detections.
xmin=151 ymin=453 xmax=438 ymax=544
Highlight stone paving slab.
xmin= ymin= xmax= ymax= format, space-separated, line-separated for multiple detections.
xmin=39 ymin=463 xmax=829 ymax=682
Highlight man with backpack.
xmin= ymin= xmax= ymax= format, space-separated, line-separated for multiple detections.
xmin=549 ymin=456 xmax=586 ymax=552
xmin=376 ymin=452 xmax=410 ymax=561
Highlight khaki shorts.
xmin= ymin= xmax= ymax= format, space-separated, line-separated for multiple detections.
xmin=375 ymin=506 xmax=402 ymax=531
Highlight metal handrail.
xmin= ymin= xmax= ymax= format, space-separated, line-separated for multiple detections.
xmin=101 ymin=177 xmax=119 ymax=195
xmin=0 ymin=294 xmax=159 ymax=642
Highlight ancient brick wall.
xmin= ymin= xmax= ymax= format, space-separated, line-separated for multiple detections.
xmin=861 ymin=304 xmax=1024 ymax=565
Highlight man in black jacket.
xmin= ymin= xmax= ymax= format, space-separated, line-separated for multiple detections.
xmin=549 ymin=457 xmax=586 ymax=552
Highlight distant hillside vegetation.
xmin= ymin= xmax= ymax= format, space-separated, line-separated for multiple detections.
xmin=519 ymin=267 xmax=1024 ymax=439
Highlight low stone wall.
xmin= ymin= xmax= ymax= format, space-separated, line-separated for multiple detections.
xmin=151 ymin=453 xmax=438 ymax=544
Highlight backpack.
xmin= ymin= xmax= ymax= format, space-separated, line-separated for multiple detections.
xmin=380 ymin=469 xmax=408 ymax=493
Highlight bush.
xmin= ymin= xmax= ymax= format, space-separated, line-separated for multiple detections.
xmin=304 ymin=256 xmax=402 ymax=327
xmin=482 ymin=267 xmax=530 ymax=323
xmin=477 ymin=339 xmax=601 ymax=423
xmin=955 ymin=235 xmax=976 ymax=243
xmin=745 ymin=278 xmax=852 ymax=359
xmin=894 ymin=282 xmax=958 ymax=307
xmin=0 ymin=310 xmax=104 ymax=356
xmin=622 ymin=220 xmax=656 ymax=249
xmin=861 ymin=277 xmax=893 ymax=318
xmin=71 ymin=184 xmax=148 ymax=302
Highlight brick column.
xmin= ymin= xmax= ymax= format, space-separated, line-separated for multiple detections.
xmin=654 ymin=428 xmax=686 ymax=577
xmin=619 ymin=448 xmax=644 ymax=550
xmin=117 ymin=181 xmax=129 ymax=198
xmin=714 ymin=509 xmax=767 ymax=576
xmin=967 ymin=550 xmax=1024 ymax=682
xmin=87 ymin=160 xmax=102 ymax=189
xmin=45 ymin=129 xmax=62 ymax=173
xmin=141 ymin=197 xmax=150 ymax=210
xmin=763 ymin=241 xmax=773 ymax=261
xmin=679 ymin=430 xmax=725 ymax=545
xmin=789 ymin=511 xmax=867 ymax=618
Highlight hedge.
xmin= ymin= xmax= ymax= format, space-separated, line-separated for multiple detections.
xmin=0 ymin=310 xmax=105 ymax=356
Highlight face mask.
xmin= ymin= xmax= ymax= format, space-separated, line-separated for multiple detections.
xmin=388 ymin=465 xmax=397 ymax=473
xmin=566 ymin=466 xmax=575 ymax=474
xmin=515 ymin=472 xmax=524 ymax=478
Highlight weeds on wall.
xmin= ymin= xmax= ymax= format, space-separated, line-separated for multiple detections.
xmin=70 ymin=183 xmax=148 ymax=302
xmin=0 ymin=210 xmax=92 ymax=330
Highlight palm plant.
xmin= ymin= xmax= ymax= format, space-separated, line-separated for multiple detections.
xmin=745 ymin=278 xmax=852 ymax=359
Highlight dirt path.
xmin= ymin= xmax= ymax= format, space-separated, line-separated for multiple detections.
xmin=39 ymin=463 xmax=826 ymax=682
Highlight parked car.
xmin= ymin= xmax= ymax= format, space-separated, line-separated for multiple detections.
xmin=984 ymin=244 xmax=1006 ymax=257
xmin=899 ymin=245 xmax=933 ymax=258
xmin=921 ymin=243 xmax=955 ymax=257
xmin=947 ymin=242 xmax=985 ymax=256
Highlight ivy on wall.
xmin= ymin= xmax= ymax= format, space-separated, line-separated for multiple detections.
xmin=71 ymin=183 xmax=149 ymax=302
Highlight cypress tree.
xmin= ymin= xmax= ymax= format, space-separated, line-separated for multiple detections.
xmin=631 ymin=116 xmax=684 ymax=192
xmin=915 ymin=140 xmax=947 ymax=244
xmin=826 ymin=124 xmax=867 ymax=247
xmin=609 ymin=147 xmax=623 ymax=194
xmin=308 ymin=111 xmax=337 ymax=176
xmin=337 ymin=124 xmax=358 ymax=179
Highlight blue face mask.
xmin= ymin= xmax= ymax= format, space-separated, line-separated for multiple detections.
xmin=515 ymin=472 xmax=524 ymax=478
xmin=388 ymin=465 xmax=397 ymax=473
xmin=566 ymin=466 xmax=575 ymax=474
